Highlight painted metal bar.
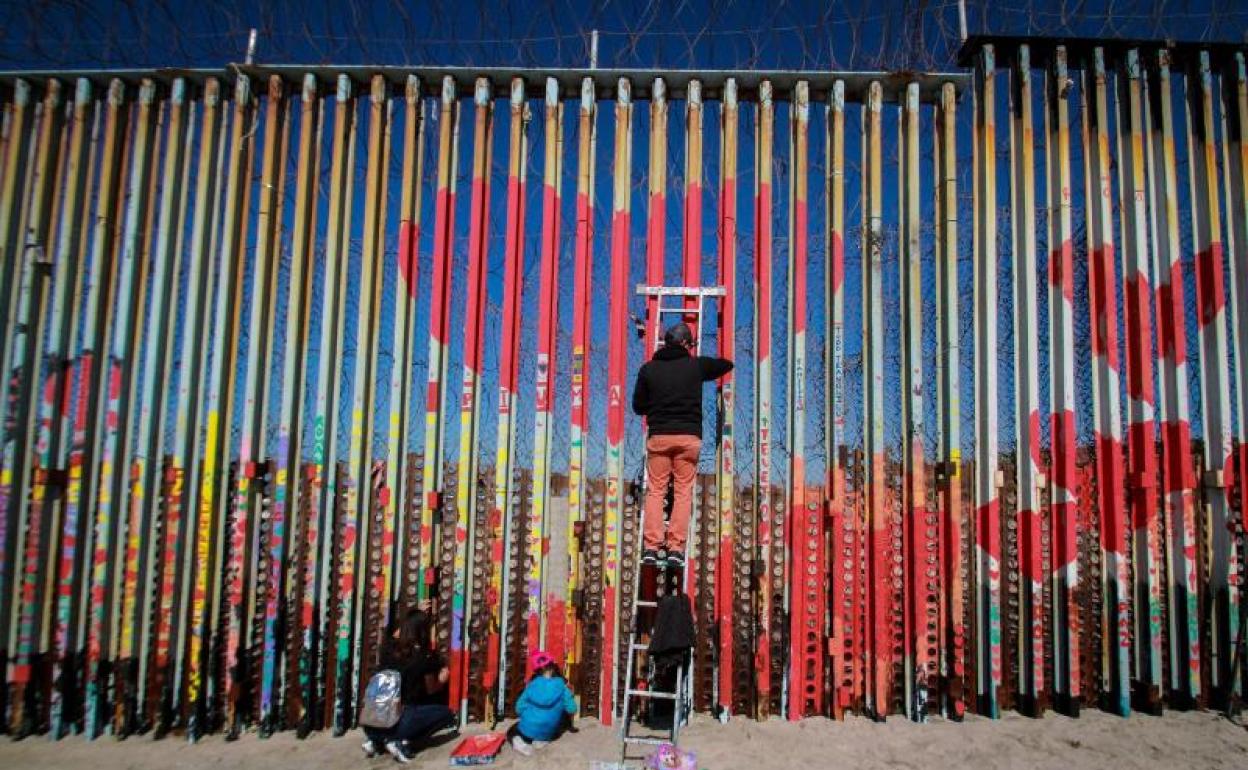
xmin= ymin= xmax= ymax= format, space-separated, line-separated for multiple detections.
xmin=1116 ymin=48 xmax=1163 ymax=710
xmin=82 ymin=79 xmax=159 ymax=737
xmin=345 ymin=72 xmax=391 ymax=727
xmin=753 ymin=78 xmax=775 ymax=719
xmin=281 ymin=73 xmax=324 ymax=733
xmin=186 ymin=74 xmax=255 ymax=739
xmin=528 ymin=77 xmax=560 ymax=669
xmin=861 ymin=79 xmax=890 ymax=720
xmin=563 ymin=75 xmax=594 ymax=700
xmin=6 ymin=77 xmax=66 ymax=736
xmin=122 ymin=77 xmax=190 ymax=732
xmin=601 ymin=77 xmax=632 ymax=726
xmin=313 ymin=73 xmax=356 ymax=734
xmin=826 ymin=78 xmax=852 ymax=717
xmin=715 ymin=76 xmax=739 ymax=720
xmin=1222 ymin=50 xmax=1248 ymax=707
xmin=1008 ymin=46 xmax=1045 ymax=715
xmin=973 ymin=45 xmax=1002 ymax=718
xmin=451 ymin=76 xmax=492 ymax=720
xmin=418 ymin=76 xmax=459 ymax=606
xmin=1185 ymin=49 xmax=1238 ymax=705
xmin=489 ymin=78 xmax=528 ymax=722
xmin=1044 ymin=46 xmax=1082 ymax=715
xmin=935 ymin=80 xmax=965 ymax=719
xmin=899 ymin=78 xmax=930 ymax=721
xmin=644 ymin=78 xmax=667 ymax=354
xmin=0 ymin=82 xmax=32 ymax=677
xmin=47 ymin=78 xmax=101 ymax=738
xmin=391 ymin=75 xmax=425 ymax=617
xmin=383 ymin=73 xmax=422 ymax=635
xmin=171 ymin=77 xmax=225 ymax=732
xmin=1082 ymin=47 xmax=1131 ymax=715
xmin=260 ymin=72 xmax=318 ymax=735
xmin=786 ymin=79 xmax=814 ymax=720
xmin=1145 ymin=48 xmax=1201 ymax=707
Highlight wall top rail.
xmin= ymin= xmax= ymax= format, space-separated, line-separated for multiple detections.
xmin=957 ymin=33 xmax=1248 ymax=67
xmin=0 ymin=63 xmax=967 ymax=103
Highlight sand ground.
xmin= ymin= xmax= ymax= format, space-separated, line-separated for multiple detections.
xmin=3 ymin=709 xmax=1248 ymax=769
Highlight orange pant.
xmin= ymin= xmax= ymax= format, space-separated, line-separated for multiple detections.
xmin=643 ymin=434 xmax=702 ymax=551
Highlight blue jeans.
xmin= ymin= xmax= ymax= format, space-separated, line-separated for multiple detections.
xmin=364 ymin=704 xmax=456 ymax=744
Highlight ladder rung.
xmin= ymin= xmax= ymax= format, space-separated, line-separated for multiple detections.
xmin=626 ymin=689 xmax=677 ymax=700
xmin=630 ymin=641 xmax=649 ymax=651
xmin=635 ymin=283 xmax=727 ymax=298
xmin=657 ymin=306 xmax=702 ymax=314
xmin=635 ymin=600 xmax=657 ymax=608
xmin=623 ymin=736 xmax=671 ymax=745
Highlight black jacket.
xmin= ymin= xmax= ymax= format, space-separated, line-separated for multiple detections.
xmin=378 ymin=640 xmax=446 ymax=706
xmin=631 ymin=345 xmax=733 ymax=438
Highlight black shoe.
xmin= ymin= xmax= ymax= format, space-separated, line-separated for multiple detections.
xmin=666 ymin=551 xmax=685 ymax=569
xmin=642 ymin=549 xmax=659 ymax=566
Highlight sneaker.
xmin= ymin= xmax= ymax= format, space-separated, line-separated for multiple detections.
xmin=385 ymin=740 xmax=414 ymax=763
xmin=533 ymin=740 xmax=550 ymax=748
xmin=666 ymin=551 xmax=685 ymax=569
xmin=641 ymin=549 xmax=659 ymax=566
xmin=361 ymin=739 xmax=381 ymax=758
xmin=511 ymin=735 xmax=534 ymax=756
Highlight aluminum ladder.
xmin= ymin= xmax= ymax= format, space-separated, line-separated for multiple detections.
xmin=618 ymin=284 xmax=724 ymax=763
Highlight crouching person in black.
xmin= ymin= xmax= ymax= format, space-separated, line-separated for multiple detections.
xmin=361 ymin=609 xmax=457 ymax=763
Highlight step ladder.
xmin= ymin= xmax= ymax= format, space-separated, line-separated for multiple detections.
xmin=618 ymin=284 xmax=725 ymax=763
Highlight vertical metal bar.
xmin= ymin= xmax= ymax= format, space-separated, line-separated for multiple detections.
xmin=0 ymin=82 xmax=31 ymax=674
xmin=490 ymin=77 xmax=528 ymax=721
xmin=260 ymin=72 xmax=318 ymax=735
xmin=418 ymin=76 xmax=459 ymax=605
xmin=1146 ymin=48 xmax=1201 ymax=707
xmin=169 ymin=76 xmax=223 ymax=730
xmin=391 ymin=75 xmax=424 ymax=617
xmin=826 ymin=78 xmax=852 ymax=717
xmin=1045 ymin=46 xmax=1081 ymax=715
xmin=280 ymin=72 xmax=323 ymax=733
xmin=715 ymin=76 xmax=739 ymax=721
xmin=190 ymin=73 xmax=255 ymax=738
xmin=754 ymin=78 xmax=775 ymax=719
xmin=973 ymin=45 xmax=1002 ymax=718
xmin=935 ymin=80 xmax=965 ymax=719
xmin=602 ymin=76 xmax=632 ymax=725
xmin=861 ymin=78 xmax=889 ymax=720
xmin=6 ymin=77 xmax=65 ymax=735
xmin=645 ymin=77 xmax=667 ymax=352
xmin=683 ymin=80 xmax=703 ymax=318
xmin=125 ymin=77 xmax=190 ymax=730
xmin=315 ymin=73 xmax=356 ymax=734
xmin=1222 ymin=49 xmax=1248 ymax=706
xmin=528 ymin=77 xmax=560 ymax=668
xmin=1082 ymin=46 xmax=1130 ymax=715
xmin=451 ymin=76 xmax=492 ymax=721
xmin=1185 ymin=49 xmax=1238 ymax=705
xmin=346 ymin=72 xmax=391 ymax=723
xmin=1116 ymin=48 xmax=1162 ymax=710
xmin=1008 ymin=46 xmax=1044 ymax=715
xmin=82 ymin=79 xmax=158 ymax=737
xmin=899 ymin=78 xmax=930 ymax=721
xmin=564 ymin=75 xmax=594 ymax=699
xmin=786 ymin=79 xmax=812 ymax=720
xmin=47 ymin=79 xmax=100 ymax=737
xmin=384 ymin=74 xmax=422 ymax=632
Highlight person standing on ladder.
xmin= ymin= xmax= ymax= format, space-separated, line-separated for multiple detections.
xmin=631 ymin=321 xmax=733 ymax=569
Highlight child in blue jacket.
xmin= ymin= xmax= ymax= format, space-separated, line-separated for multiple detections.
xmin=510 ymin=650 xmax=577 ymax=756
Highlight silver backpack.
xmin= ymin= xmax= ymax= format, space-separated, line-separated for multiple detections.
xmin=359 ymin=669 xmax=403 ymax=728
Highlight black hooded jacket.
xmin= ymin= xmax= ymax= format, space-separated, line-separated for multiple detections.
xmin=631 ymin=344 xmax=733 ymax=439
